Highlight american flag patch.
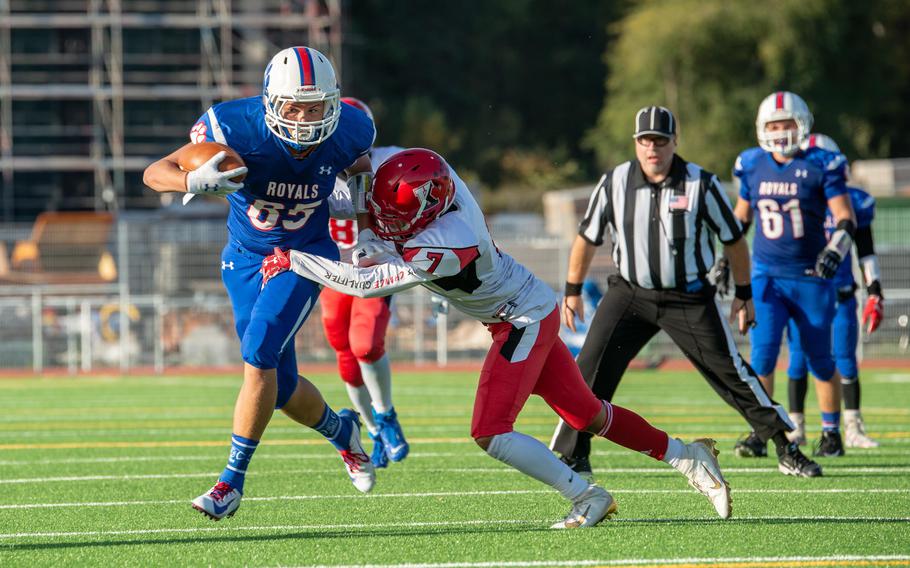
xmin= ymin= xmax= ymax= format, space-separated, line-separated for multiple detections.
xmin=669 ymin=194 xmax=689 ymax=211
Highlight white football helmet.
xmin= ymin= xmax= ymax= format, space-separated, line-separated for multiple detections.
xmin=263 ymin=46 xmax=341 ymax=148
xmin=802 ymin=133 xmax=841 ymax=154
xmin=755 ymin=91 xmax=813 ymax=156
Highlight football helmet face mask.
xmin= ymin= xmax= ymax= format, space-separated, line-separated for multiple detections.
xmin=756 ymin=91 xmax=813 ymax=156
xmin=341 ymin=97 xmax=374 ymax=122
xmin=369 ymin=149 xmax=455 ymax=242
xmin=263 ymin=46 xmax=341 ymax=148
xmin=802 ymin=133 xmax=841 ymax=154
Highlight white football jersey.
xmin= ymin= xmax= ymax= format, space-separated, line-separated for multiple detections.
xmin=289 ymin=168 xmax=556 ymax=327
xmin=328 ymin=145 xmax=406 ymax=260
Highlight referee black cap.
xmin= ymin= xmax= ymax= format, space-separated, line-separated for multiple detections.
xmin=633 ymin=106 xmax=676 ymax=138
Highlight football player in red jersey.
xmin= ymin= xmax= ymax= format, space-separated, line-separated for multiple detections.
xmin=323 ymin=98 xmax=408 ymax=468
xmin=262 ymin=148 xmax=734 ymax=528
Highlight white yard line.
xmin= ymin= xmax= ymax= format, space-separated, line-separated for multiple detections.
xmin=284 ymin=556 xmax=910 ymax=568
xmin=1 ymin=520 xmax=908 ymax=541
xmin=0 ymin=452 xmax=481 ymax=466
xmin=286 ymin=556 xmax=910 ymax=568
xmin=4 ymin=448 xmax=910 ymax=467
xmin=4 ymin=466 xmax=910 ymax=485
xmin=1 ymin=488 xmax=907 ymax=511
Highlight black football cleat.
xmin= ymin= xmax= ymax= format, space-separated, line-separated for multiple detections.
xmin=813 ymin=430 xmax=846 ymax=458
xmin=560 ymin=455 xmax=594 ymax=482
xmin=778 ymin=442 xmax=823 ymax=477
xmin=733 ymin=431 xmax=768 ymax=457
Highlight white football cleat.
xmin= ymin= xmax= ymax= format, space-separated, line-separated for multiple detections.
xmin=786 ymin=412 xmax=807 ymax=446
xmin=338 ymin=409 xmax=376 ymax=493
xmin=191 ymin=481 xmax=241 ymax=521
xmin=550 ymin=484 xmax=617 ymax=529
xmin=674 ymin=438 xmax=732 ymax=519
xmin=845 ymin=414 xmax=879 ymax=448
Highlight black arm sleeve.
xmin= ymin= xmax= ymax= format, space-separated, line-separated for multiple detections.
xmin=854 ymin=225 xmax=875 ymax=258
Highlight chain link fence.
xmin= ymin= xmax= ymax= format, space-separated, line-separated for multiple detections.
xmin=0 ymin=206 xmax=907 ymax=373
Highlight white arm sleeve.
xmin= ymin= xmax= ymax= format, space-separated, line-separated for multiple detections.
xmin=289 ymin=250 xmax=431 ymax=298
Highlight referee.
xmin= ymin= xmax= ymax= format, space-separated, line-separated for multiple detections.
xmin=550 ymin=106 xmax=822 ymax=478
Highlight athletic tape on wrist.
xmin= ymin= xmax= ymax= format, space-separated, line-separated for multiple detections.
xmin=347 ymin=172 xmax=373 ymax=215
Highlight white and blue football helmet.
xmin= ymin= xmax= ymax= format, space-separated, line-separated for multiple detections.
xmin=756 ymin=91 xmax=813 ymax=157
xmin=801 ymin=132 xmax=841 ymax=154
xmin=263 ymin=46 xmax=341 ymax=148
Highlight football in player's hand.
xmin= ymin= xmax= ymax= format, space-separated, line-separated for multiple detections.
xmin=178 ymin=142 xmax=246 ymax=183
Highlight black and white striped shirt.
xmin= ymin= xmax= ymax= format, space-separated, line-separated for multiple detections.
xmin=579 ymin=155 xmax=742 ymax=290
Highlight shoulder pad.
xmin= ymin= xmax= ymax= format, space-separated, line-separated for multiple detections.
xmin=204 ymin=97 xmax=267 ymax=153
xmin=734 ymin=147 xmax=764 ymax=175
xmin=334 ymin=106 xmax=376 ymax=160
xmin=803 ymin=147 xmax=847 ymax=172
xmin=848 ymin=186 xmax=875 ymax=226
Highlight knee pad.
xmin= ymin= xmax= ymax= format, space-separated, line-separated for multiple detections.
xmin=322 ymin=319 xmax=351 ymax=353
xmin=807 ymin=356 xmax=835 ymax=382
xmin=838 ymin=363 xmax=858 ymax=384
xmin=750 ymin=351 xmax=777 ymax=378
xmin=337 ymin=353 xmax=364 ymax=387
xmin=241 ymin=319 xmax=284 ymax=370
xmin=485 ymin=432 xmax=514 ymax=460
xmin=275 ymin=369 xmax=298 ymax=409
xmin=351 ymin=341 xmax=385 ymax=363
xmin=787 ymin=358 xmax=808 ymax=381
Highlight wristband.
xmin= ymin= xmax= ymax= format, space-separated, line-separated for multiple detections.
xmin=734 ymin=284 xmax=752 ymax=301
xmin=867 ymin=280 xmax=883 ymax=298
xmin=565 ymin=282 xmax=583 ymax=297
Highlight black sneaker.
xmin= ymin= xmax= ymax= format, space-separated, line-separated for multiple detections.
xmin=778 ymin=442 xmax=823 ymax=477
xmin=559 ymin=455 xmax=594 ymax=482
xmin=733 ymin=431 xmax=767 ymax=457
xmin=813 ymin=430 xmax=845 ymax=457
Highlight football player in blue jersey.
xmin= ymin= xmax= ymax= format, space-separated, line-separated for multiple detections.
xmin=143 ymin=46 xmax=378 ymax=519
xmin=731 ymin=91 xmax=856 ymax=473
xmin=785 ymin=134 xmax=884 ymax=450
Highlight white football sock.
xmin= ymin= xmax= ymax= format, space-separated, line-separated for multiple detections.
xmin=662 ymin=437 xmax=686 ymax=469
xmin=345 ymin=384 xmax=378 ymax=434
xmin=360 ymin=354 xmax=393 ymax=413
xmin=486 ymin=431 xmax=589 ymax=502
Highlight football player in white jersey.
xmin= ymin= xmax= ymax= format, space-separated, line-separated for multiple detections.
xmin=261 ymin=148 xmax=734 ymax=527
xmin=323 ymin=97 xmax=409 ymax=468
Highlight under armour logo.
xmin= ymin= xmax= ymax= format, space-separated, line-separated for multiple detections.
xmin=319 ymin=165 xmax=332 ymax=175
xmin=795 ymin=169 xmax=808 ymax=178
xmin=222 ymin=261 xmax=234 ymax=270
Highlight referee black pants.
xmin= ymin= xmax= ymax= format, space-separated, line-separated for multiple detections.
xmin=550 ymin=275 xmax=793 ymax=458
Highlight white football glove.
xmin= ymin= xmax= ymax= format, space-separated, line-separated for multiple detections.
xmin=185 ymin=151 xmax=248 ymax=197
xmin=352 ymin=228 xmax=398 ymax=267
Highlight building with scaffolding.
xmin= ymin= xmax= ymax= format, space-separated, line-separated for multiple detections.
xmin=0 ymin=0 xmax=342 ymax=221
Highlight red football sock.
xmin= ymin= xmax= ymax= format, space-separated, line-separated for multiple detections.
xmin=597 ymin=401 xmax=670 ymax=460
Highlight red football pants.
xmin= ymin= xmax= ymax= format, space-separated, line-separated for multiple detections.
xmin=320 ymin=288 xmax=391 ymax=387
xmin=471 ymin=307 xmax=602 ymax=439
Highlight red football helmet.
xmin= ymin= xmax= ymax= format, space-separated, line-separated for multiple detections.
xmin=341 ymin=97 xmax=374 ymax=122
xmin=369 ymin=148 xmax=455 ymax=242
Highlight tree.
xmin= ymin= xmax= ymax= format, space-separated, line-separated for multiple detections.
xmin=345 ymin=0 xmax=627 ymax=199
xmin=586 ymin=0 xmax=910 ymax=176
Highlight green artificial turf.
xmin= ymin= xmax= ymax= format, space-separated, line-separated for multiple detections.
xmin=0 ymin=369 xmax=908 ymax=567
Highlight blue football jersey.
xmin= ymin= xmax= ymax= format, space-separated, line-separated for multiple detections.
xmin=734 ymin=146 xmax=848 ymax=278
xmin=825 ymin=186 xmax=875 ymax=287
xmin=190 ymin=96 xmax=376 ymax=256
